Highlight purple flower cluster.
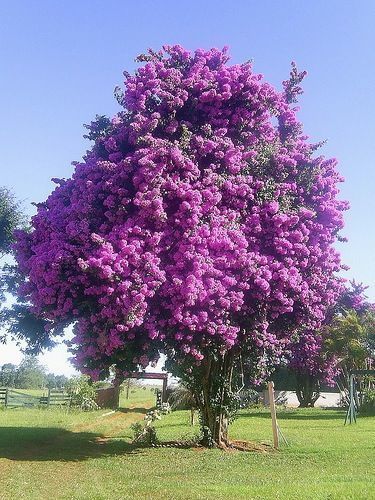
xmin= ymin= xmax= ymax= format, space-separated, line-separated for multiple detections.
xmin=14 ymin=46 xmax=348 ymax=380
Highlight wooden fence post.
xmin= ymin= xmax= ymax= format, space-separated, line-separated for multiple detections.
xmin=5 ymin=388 xmax=8 ymax=408
xmin=162 ymin=377 xmax=167 ymax=402
xmin=268 ymin=381 xmax=279 ymax=449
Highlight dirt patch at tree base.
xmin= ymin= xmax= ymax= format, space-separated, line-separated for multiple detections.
xmin=228 ymin=440 xmax=275 ymax=452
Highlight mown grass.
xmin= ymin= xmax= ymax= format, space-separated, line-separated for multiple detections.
xmin=0 ymin=388 xmax=374 ymax=499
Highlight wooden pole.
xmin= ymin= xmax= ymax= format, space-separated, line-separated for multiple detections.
xmin=162 ymin=377 xmax=167 ymax=402
xmin=126 ymin=379 xmax=130 ymax=400
xmin=268 ymin=381 xmax=279 ymax=449
xmin=190 ymin=408 xmax=195 ymax=426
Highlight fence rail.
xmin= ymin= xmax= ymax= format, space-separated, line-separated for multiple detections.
xmin=0 ymin=388 xmax=71 ymax=408
xmin=48 ymin=390 xmax=71 ymax=406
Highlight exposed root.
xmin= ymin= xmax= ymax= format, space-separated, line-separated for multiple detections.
xmin=151 ymin=439 xmax=274 ymax=452
xmin=151 ymin=440 xmax=200 ymax=449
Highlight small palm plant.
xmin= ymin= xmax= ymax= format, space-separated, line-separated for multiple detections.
xmin=168 ymin=385 xmax=197 ymax=425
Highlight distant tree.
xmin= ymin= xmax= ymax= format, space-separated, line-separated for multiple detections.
xmin=54 ymin=374 xmax=69 ymax=389
xmin=325 ymin=309 xmax=375 ymax=401
xmin=0 ymin=363 xmax=17 ymax=387
xmin=361 ymin=308 xmax=375 ymax=361
xmin=0 ymin=188 xmax=55 ymax=352
xmin=15 ymin=355 xmax=46 ymax=389
xmin=45 ymin=373 xmax=68 ymax=389
xmin=0 ymin=187 xmax=24 ymax=308
xmin=45 ymin=373 xmax=56 ymax=389
xmin=0 ymin=187 xmax=23 ymax=257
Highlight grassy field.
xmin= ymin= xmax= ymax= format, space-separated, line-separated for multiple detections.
xmin=0 ymin=388 xmax=374 ymax=499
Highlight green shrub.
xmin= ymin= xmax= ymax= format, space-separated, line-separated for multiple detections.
xmin=65 ymin=376 xmax=99 ymax=411
xmin=130 ymin=410 xmax=160 ymax=446
xmin=361 ymin=389 xmax=375 ymax=415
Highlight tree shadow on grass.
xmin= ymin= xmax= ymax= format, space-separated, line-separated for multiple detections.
xmin=0 ymin=426 xmax=143 ymax=462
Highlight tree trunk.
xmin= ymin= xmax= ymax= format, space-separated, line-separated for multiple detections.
xmin=195 ymin=353 xmax=233 ymax=448
xmin=296 ymin=373 xmax=320 ymax=408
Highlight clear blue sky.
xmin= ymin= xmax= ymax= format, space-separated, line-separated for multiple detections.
xmin=0 ymin=0 xmax=374 ymax=374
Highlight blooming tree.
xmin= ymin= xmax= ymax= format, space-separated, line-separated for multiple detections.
xmin=14 ymin=46 xmax=348 ymax=446
xmin=289 ymin=282 xmax=374 ymax=407
xmin=288 ymin=331 xmax=339 ymax=408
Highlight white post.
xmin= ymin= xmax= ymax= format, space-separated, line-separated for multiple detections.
xmin=268 ymin=381 xmax=279 ymax=449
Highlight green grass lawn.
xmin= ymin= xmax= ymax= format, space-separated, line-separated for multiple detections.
xmin=0 ymin=388 xmax=374 ymax=499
